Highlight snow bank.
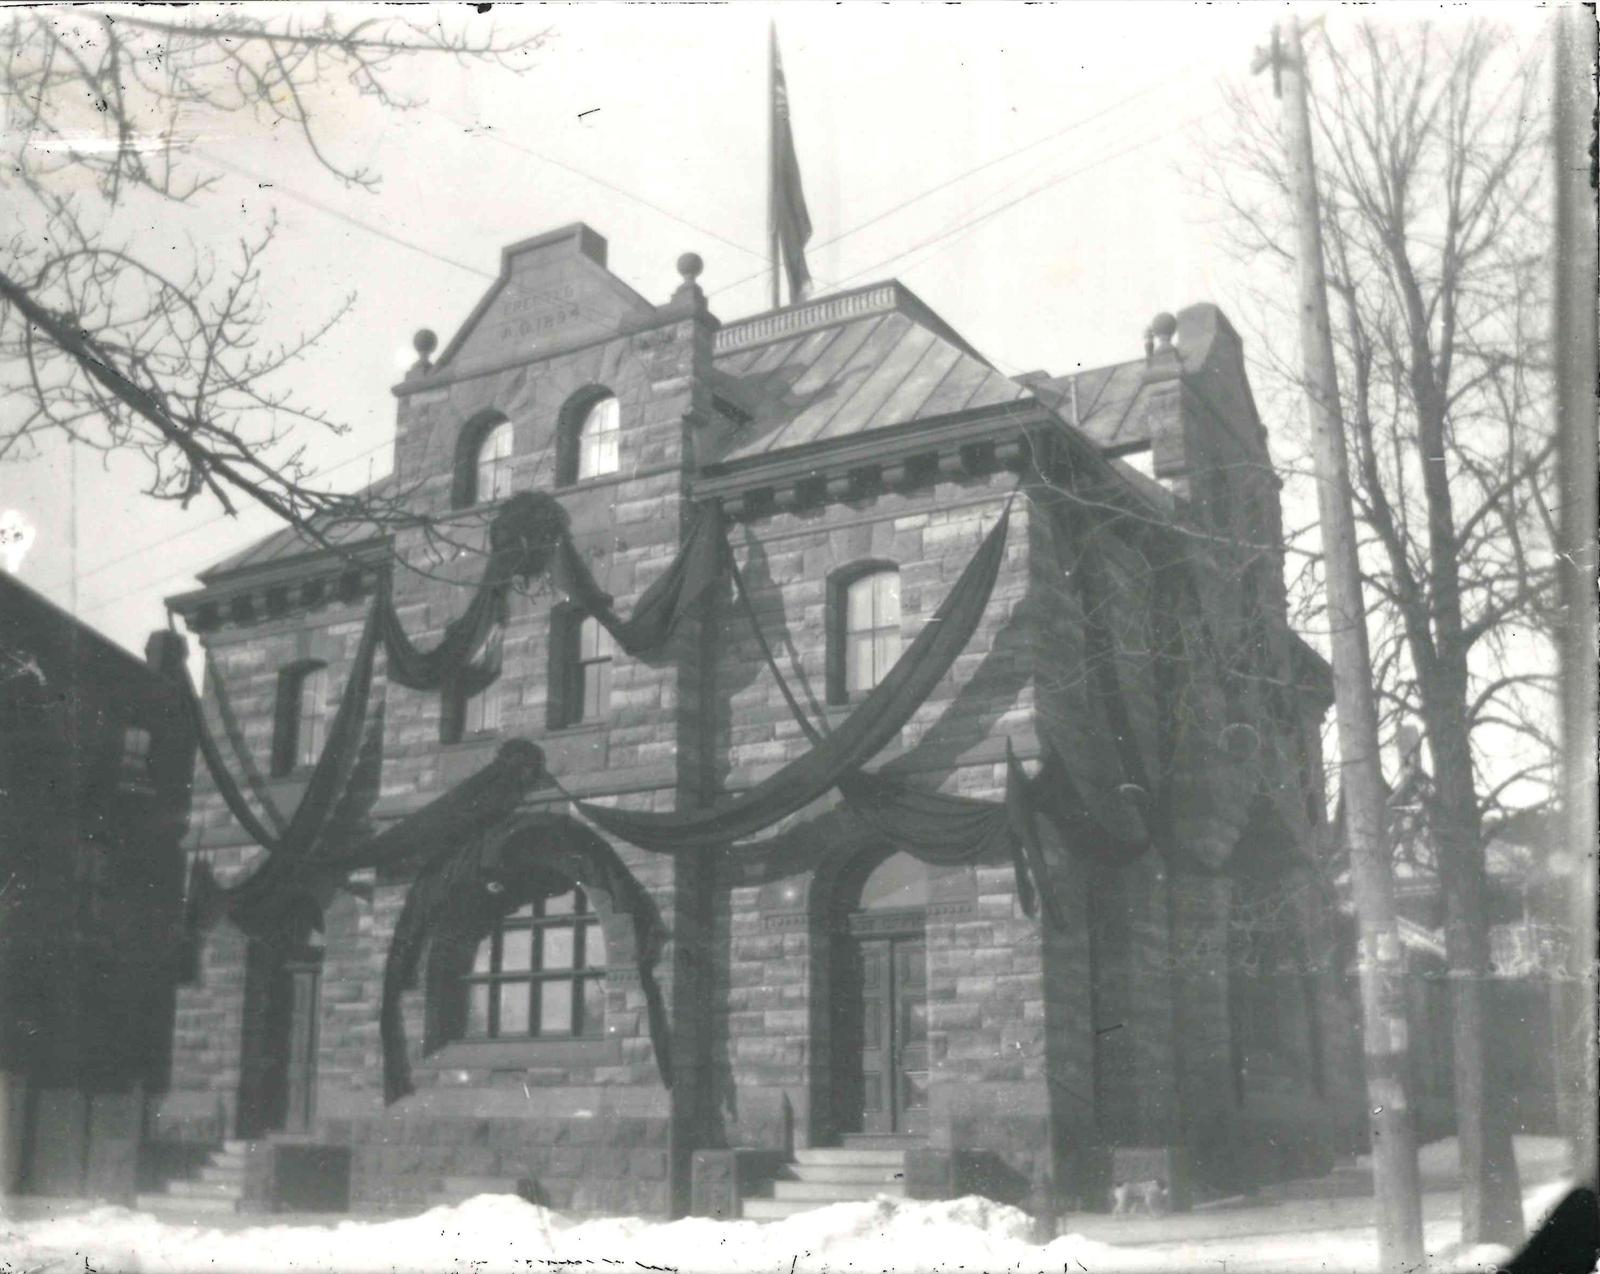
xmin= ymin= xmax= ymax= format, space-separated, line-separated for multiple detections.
xmin=1 ymin=1194 xmax=1143 ymax=1274
xmin=1 ymin=1172 xmax=1579 ymax=1274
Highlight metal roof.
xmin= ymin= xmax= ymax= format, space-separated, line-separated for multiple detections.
xmin=706 ymin=283 xmax=1028 ymax=464
xmin=196 ymin=478 xmax=394 ymax=582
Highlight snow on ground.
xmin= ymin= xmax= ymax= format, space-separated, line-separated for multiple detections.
xmin=0 ymin=1139 xmax=1577 ymax=1274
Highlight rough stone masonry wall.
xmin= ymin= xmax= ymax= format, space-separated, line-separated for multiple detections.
xmin=330 ymin=306 xmax=711 ymax=1215
xmin=157 ymin=298 xmax=713 ymax=1215
xmin=155 ymin=596 xmax=372 ymax=1144
xmin=701 ymin=474 xmax=1050 ymax=1197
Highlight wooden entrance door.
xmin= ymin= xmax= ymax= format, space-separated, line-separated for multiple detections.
xmin=281 ymin=950 xmax=322 ymax=1133
xmin=839 ymin=925 xmax=928 ymax=1136
xmin=241 ymin=920 xmax=323 ymax=1138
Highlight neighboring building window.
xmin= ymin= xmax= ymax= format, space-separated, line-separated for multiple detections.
xmin=118 ymin=726 xmax=154 ymax=789
xmin=559 ymin=392 xmax=620 ymax=485
xmin=462 ymin=887 xmax=606 ymax=1039
xmin=273 ymin=661 xmax=327 ymax=776
xmin=475 ymin=420 xmax=515 ymax=505
xmin=551 ymin=612 xmax=613 ymax=728
xmin=830 ymin=566 xmax=901 ymax=703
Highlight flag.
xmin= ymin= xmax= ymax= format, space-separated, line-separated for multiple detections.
xmin=769 ymin=26 xmax=812 ymax=303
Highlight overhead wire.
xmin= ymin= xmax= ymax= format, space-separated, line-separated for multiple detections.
xmin=82 ymin=55 xmax=1223 ymax=598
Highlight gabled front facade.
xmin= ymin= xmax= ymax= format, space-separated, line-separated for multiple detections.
xmin=157 ymin=222 xmax=1360 ymax=1220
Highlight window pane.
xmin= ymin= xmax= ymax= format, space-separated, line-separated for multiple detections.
xmin=465 ymin=684 xmax=501 ymax=735
xmin=539 ymin=980 xmax=573 ymax=1035
xmin=846 ymin=633 xmax=874 ymax=696
xmin=846 ymin=576 xmax=874 ymax=634
xmin=873 ymin=630 xmax=902 ymax=681
xmin=471 ymin=938 xmax=494 ymax=975
xmin=543 ymin=891 xmax=576 ymax=916
xmin=873 ymin=571 xmax=901 ymax=627
xmin=501 ymin=928 xmax=533 ymax=972
xmin=580 ymin=978 xmax=605 ymax=1036
xmin=541 ymin=926 xmax=575 ymax=971
xmin=582 ymin=921 xmax=606 ymax=970
xmin=576 ymin=397 xmax=619 ymax=481
xmin=298 ymin=668 xmax=327 ymax=767
xmin=579 ymin=617 xmax=609 ymax=660
xmin=466 ymin=983 xmax=491 ymax=1037
xmin=509 ymin=902 xmax=535 ymax=919
xmin=498 ymin=981 xmax=530 ymax=1036
xmin=581 ymin=658 xmax=611 ymax=721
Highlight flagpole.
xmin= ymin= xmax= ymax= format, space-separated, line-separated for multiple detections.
xmin=768 ymin=21 xmax=780 ymax=310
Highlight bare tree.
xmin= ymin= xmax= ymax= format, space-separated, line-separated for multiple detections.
xmin=0 ymin=6 xmax=545 ymax=546
xmin=1209 ymin=17 xmax=1554 ymax=1247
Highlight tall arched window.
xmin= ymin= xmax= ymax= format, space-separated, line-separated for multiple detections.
xmin=475 ymin=420 xmax=515 ymax=504
xmin=272 ymin=661 xmax=327 ymax=776
xmin=830 ymin=565 xmax=901 ymax=703
xmin=461 ymin=886 xmax=606 ymax=1039
xmin=559 ymin=392 xmax=620 ymax=485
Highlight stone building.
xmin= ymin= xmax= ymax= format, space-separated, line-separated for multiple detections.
xmin=155 ymin=222 xmax=1360 ymax=1220
xmin=0 ymin=573 xmax=194 ymax=1200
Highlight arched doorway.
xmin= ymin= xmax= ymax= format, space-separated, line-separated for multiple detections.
xmin=238 ymin=897 xmax=324 ymax=1137
xmin=831 ymin=850 xmax=930 ymax=1137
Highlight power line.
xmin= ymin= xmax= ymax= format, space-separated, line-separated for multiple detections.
xmin=822 ymin=102 xmax=1228 ymax=295
xmin=707 ymin=65 xmax=1205 ymax=304
xmin=78 ymin=435 xmax=395 ymax=580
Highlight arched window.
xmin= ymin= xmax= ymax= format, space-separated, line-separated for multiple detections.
xmin=461 ymin=886 xmax=606 ymax=1039
xmin=549 ymin=611 xmax=614 ymax=728
xmin=475 ymin=420 xmax=515 ymax=505
xmin=829 ymin=565 xmax=901 ymax=703
xmin=558 ymin=391 xmax=620 ymax=485
xmin=451 ymin=414 xmax=514 ymax=509
xmin=272 ymin=661 xmax=327 ymax=776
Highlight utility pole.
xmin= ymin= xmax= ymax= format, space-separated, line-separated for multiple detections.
xmin=1254 ymin=17 xmax=1424 ymax=1270
xmin=1552 ymin=5 xmax=1598 ymax=1189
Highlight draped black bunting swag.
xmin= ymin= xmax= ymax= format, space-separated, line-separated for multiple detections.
xmin=576 ymin=504 xmax=1012 ymax=853
xmin=836 ymin=739 xmax=1063 ymax=928
xmin=178 ymin=597 xmax=382 ymax=879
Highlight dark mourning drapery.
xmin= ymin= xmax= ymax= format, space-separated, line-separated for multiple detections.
xmin=178 ymin=597 xmax=382 ymax=877
xmin=838 ymin=742 xmax=1065 ymax=929
xmin=549 ymin=502 xmax=727 ymax=659
xmin=577 ymin=505 xmax=1013 ymax=853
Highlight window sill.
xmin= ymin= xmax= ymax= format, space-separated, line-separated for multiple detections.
xmin=419 ymin=1035 xmax=621 ymax=1071
xmin=544 ymin=720 xmax=606 ymax=739
xmin=555 ymin=474 xmax=624 ymax=497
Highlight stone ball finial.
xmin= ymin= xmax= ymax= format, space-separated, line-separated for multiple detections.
xmin=1150 ymin=312 xmax=1178 ymax=349
xmin=677 ymin=252 xmax=704 ymax=284
xmin=413 ymin=328 xmax=439 ymax=361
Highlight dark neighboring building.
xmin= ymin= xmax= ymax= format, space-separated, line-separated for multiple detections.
xmin=0 ymin=573 xmax=194 ymax=1200
xmin=154 ymin=223 xmax=1362 ymax=1220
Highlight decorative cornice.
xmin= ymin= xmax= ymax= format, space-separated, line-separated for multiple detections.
xmin=168 ymin=551 xmax=388 ymax=633
xmin=695 ymin=407 xmax=1049 ymax=524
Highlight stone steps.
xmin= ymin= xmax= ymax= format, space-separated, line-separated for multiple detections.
xmin=134 ymin=1191 xmax=241 ymax=1216
xmin=792 ymin=1147 xmax=907 ymax=1167
xmin=740 ymin=1143 xmax=921 ymax=1220
xmin=787 ymin=1163 xmax=906 ymax=1184
xmin=140 ymin=1141 xmax=254 ymax=1215
xmin=769 ymin=1180 xmax=908 ymax=1202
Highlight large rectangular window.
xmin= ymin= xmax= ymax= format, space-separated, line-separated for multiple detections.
xmin=462 ymin=889 xmax=606 ymax=1040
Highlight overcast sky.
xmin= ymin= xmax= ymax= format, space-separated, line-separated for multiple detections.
xmin=0 ymin=2 xmax=1550 ymax=663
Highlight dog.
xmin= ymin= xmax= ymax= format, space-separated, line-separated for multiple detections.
xmin=1111 ymin=1177 xmax=1169 ymax=1216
